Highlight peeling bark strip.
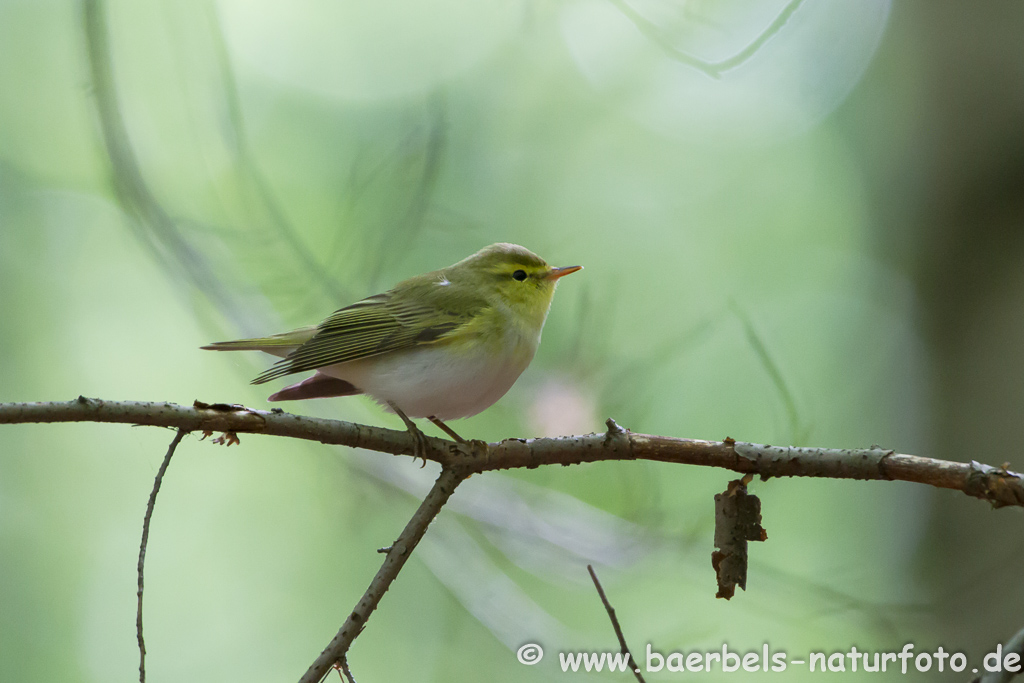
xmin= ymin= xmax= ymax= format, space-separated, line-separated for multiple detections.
xmin=2 ymin=398 xmax=1023 ymax=508
xmin=712 ymin=478 xmax=767 ymax=600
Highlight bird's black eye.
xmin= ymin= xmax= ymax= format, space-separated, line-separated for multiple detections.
xmin=512 ymin=269 xmax=528 ymax=281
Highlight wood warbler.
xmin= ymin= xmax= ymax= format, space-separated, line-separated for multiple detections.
xmin=203 ymin=243 xmax=581 ymax=440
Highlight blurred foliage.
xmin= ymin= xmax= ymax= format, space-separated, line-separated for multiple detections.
xmin=1 ymin=0 xmax=1022 ymax=681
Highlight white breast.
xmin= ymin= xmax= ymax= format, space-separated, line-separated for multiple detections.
xmin=320 ymin=336 xmax=538 ymax=420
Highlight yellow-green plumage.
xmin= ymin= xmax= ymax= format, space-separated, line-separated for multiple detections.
xmin=202 ymin=243 xmax=581 ymax=420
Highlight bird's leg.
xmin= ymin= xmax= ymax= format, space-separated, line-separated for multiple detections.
xmin=429 ymin=416 xmax=488 ymax=458
xmin=428 ymin=416 xmax=466 ymax=443
xmin=387 ymin=401 xmax=430 ymax=467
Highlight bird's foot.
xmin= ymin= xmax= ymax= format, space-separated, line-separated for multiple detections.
xmin=201 ymin=430 xmax=240 ymax=446
xmin=389 ymin=401 xmax=430 ymax=467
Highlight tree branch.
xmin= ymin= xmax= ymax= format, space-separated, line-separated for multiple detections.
xmin=2 ymin=398 xmax=1022 ymax=508
xmin=6 ymin=397 xmax=1024 ymax=682
xmin=299 ymin=466 xmax=466 ymax=683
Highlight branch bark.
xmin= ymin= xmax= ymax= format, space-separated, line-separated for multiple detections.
xmin=2 ymin=398 xmax=1022 ymax=508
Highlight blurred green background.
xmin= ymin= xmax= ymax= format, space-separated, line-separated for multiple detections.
xmin=2 ymin=0 xmax=1023 ymax=680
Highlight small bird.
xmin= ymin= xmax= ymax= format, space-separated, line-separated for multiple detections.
xmin=203 ymin=243 xmax=581 ymax=446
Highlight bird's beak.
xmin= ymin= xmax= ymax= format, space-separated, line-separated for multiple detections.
xmin=545 ymin=265 xmax=582 ymax=281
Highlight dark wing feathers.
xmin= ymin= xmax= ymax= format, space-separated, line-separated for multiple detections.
xmin=251 ymin=285 xmax=483 ymax=384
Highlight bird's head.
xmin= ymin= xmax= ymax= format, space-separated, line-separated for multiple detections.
xmin=449 ymin=243 xmax=582 ymax=330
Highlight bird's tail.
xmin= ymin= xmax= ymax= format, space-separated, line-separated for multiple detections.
xmin=200 ymin=327 xmax=316 ymax=353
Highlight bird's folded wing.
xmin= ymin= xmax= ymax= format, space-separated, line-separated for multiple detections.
xmin=251 ymin=287 xmax=483 ymax=384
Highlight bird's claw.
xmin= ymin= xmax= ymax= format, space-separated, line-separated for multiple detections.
xmin=409 ymin=425 xmax=430 ymax=467
xmin=201 ymin=429 xmax=240 ymax=446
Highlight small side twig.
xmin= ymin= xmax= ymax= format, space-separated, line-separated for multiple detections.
xmin=977 ymin=625 xmax=1024 ymax=683
xmin=138 ymin=428 xmax=186 ymax=683
xmin=588 ymin=565 xmax=646 ymax=683
xmin=337 ymin=656 xmax=357 ymax=683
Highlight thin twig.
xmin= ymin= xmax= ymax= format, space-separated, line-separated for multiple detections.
xmin=338 ymin=656 xmax=357 ymax=683
xmin=978 ymin=625 xmax=1024 ymax=683
xmin=588 ymin=565 xmax=646 ymax=683
xmin=2 ymin=398 xmax=1021 ymax=508
xmin=731 ymin=303 xmax=807 ymax=443
xmin=138 ymin=428 xmax=187 ymax=683
xmin=298 ymin=466 xmax=467 ymax=683
xmin=605 ymin=0 xmax=805 ymax=79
